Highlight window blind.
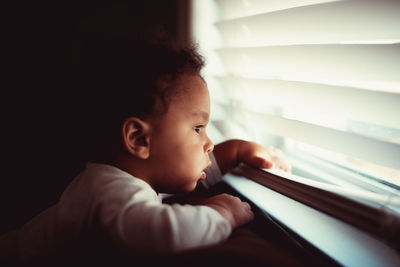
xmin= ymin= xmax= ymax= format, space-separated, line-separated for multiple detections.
xmin=191 ymin=0 xmax=400 ymax=185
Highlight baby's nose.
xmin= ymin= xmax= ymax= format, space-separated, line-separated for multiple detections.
xmin=205 ymin=137 xmax=214 ymax=153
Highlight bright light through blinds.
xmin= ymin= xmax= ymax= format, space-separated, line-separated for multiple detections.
xmin=191 ymin=0 xmax=400 ymax=187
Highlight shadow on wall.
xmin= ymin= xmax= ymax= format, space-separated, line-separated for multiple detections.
xmin=2 ymin=0 xmax=188 ymax=235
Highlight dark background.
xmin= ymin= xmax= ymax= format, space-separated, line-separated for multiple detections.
xmin=2 ymin=0 xmax=190 ymax=235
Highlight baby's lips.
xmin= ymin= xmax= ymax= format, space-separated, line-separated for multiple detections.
xmin=205 ymin=161 xmax=212 ymax=169
xmin=200 ymin=162 xmax=211 ymax=180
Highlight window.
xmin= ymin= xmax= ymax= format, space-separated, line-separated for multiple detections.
xmin=191 ymin=0 xmax=400 ymax=265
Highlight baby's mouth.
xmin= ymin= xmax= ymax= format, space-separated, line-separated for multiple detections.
xmin=200 ymin=162 xmax=212 ymax=180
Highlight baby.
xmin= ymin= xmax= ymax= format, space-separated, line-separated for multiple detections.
xmin=9 ymin=37 xmax=291 ymax=266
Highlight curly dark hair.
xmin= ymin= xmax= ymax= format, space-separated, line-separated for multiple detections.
xmin=68 ymin=34 xmax=206 ymax=161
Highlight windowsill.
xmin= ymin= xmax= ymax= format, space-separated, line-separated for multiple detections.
xmin=223 ymin=173 xmax=400 ymax=267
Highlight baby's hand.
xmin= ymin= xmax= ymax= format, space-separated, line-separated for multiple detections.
xmin=239 ymin=142 xmax=292 ymax=173
xmin=213 ymin=139 xmax=292 ymax=174
xmin=203 ymin=193 xmax=254 ymax=229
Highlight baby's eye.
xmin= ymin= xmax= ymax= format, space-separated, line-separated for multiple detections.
xmin=194 ymin=125 xmax=204 ymax=133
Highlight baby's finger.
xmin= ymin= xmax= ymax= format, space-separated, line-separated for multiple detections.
xmin=250 ymin=156 xmax=274 ymax=169
xmin=246 ymin=207 xmax=254 ymax=220
xmin=242 ymin=201 xmax=251 ymax=210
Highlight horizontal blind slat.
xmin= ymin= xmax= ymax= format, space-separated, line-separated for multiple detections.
xmin=216 ymin=104 xmax=400 ymax=170
xmin=217 ymin=44 xmax=400 ymax=93
xmin=215 ymin=0 xmax=400 ymax=46
xmin=214 ymin=76 xmax=400 ymax=129
xmin=215 ymin=0 xmax=341 ymax=21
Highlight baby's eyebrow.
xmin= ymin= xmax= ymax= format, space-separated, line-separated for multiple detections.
xmin=191 ymin=110 xmax=209 ymax=121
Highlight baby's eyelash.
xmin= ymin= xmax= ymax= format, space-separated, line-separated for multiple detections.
xmin=194 ymin=125 xmax=204 ymax=133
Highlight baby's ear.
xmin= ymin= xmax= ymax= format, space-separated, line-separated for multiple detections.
xmin=121 ymin=117 xmax=151 ymax=159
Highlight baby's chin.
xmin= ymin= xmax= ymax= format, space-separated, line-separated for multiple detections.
xmin=178 ymin=173 xmax=204 ymax=191
xmin=162 ymin=180 xmax=199 ymax=194
xmin=181 ymin=181 xmax=199 ymax=193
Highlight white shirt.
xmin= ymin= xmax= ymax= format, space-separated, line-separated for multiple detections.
xmin=17 ymin=152 xmax=230 ymax=264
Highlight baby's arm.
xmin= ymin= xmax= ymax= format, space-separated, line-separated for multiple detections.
xmin=213 ymin=139 xmax=292 ymax=174
xmin=91 ymin=179 xmax=232 ymax=254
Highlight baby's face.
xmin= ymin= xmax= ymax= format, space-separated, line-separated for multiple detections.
xmin=148 ymin=74 xmax=214 ymax=193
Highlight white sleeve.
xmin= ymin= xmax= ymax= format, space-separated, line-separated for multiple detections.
xmin=92 ymin=178 xmax=231 ymax=254
xmin=200 ymin=151 xmax=223 ymax=189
